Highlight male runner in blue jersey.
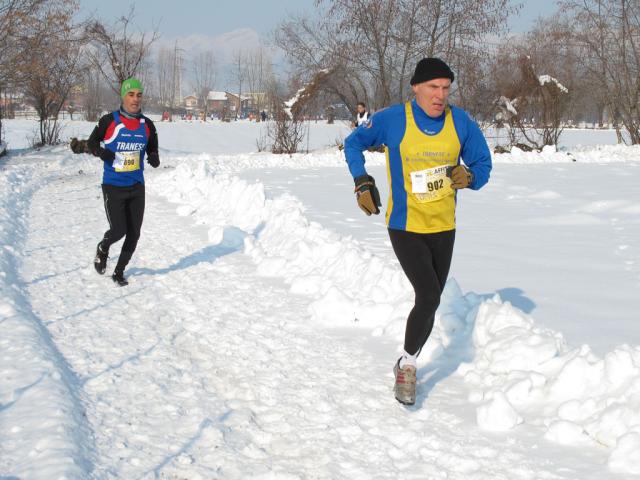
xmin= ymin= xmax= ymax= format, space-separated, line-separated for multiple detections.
xmin=344 ymin=58 xmax=492 ymax=405
xmin=86 ymin=78 xmax=160 ymax=286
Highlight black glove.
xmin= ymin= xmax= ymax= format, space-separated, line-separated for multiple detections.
xmin=447 ymin=165 xmax=473 ymax=189
xmin=70 ymin=138 xmax=88 ymax=154
xmin=96 ymin=147 xmax=115 ymax=162
xmin=354 ymin=175 xmax=381 ymax=216
xmin=147 ymin=152 xmax=160 ymax=168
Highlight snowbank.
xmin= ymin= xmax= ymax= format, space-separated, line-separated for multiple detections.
xmin=0 ymin=159 xmax=94 ymax=479
xmin=164 ymin=149 xmax=385 ymax=174
xmin=458 ymin=297 xmax=640 ymax=474
xmin=151 ymin=160 xmax=640 ymax=474
xmin=164 ymin=143 xmax=640 ymax=175
xmin=494 ymin=144 xmax=640 ymax=164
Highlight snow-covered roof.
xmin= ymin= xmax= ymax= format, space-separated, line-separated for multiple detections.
xmin=227 ymin=93 xmax=252 ymax=101
xmin=207 ymin=91 xmax=227 ymax=101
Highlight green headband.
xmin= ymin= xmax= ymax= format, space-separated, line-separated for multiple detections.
xmin=121 ymin=77 xmax=143 ymax=97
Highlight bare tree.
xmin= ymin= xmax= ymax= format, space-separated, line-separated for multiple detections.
xmin=153 ymin=43 xmax=183 ymax=120
xmin=275 ymin=0 xmax=516 ymax=115
xmin=85 ymin=5 xmax=159 ymax=96
xmin=20 ymin=0 xmax=82 ymax=145
xmin=192 ymin=50 xmax=217 ymax=121
xmin=231 ymin=49 xmax=247 ymax=119
xmin=83 ymin=66 xmax=106 ymax=122
xmin=513 ymin=56 xmax=570 ymax=148
xmin=0 ymin=0 xmax=48 ymax=145
xmin=561 ymin=0 xmax=640 ymax=144
xmin=156 ymin=47 xmax=174 ymax=109
xmin=245 ymin=46 xmax=273 ymax=119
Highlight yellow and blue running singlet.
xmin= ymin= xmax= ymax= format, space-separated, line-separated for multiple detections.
xmin=344 ymin=99 xmax=492 ymax=234
xmin=386 ymin=102 xmax=460 ymax=233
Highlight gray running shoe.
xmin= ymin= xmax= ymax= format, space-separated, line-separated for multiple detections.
xmin=393 ymin=360 xmax=417 ymax=405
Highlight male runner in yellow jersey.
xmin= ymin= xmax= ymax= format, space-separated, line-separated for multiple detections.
xmin=343 ymin=58 xmax=492 ymax=405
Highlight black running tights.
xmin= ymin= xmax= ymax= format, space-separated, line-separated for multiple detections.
xmin=388 ymin=228 xmax=455 ymax=356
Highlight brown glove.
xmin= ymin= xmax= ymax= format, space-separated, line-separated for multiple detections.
xmin=70 ymin=138 xmax=89 ymax=154
xmin=354 ymin=175 xmax=381 ymax=215
xmin=447 ymin=165 xmax=473 ymax=189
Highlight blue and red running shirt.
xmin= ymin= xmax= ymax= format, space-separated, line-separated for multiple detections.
xmin=87 ymin=111 xmax=159 ymax=187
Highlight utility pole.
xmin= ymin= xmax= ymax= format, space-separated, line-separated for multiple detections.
xmin=171 ymin=41 xmax=184 ymax=110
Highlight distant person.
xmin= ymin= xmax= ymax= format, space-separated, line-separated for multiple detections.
xmin=353 ymin=102 xmax=370 ymax=128
xmin=261 ymin=110 xmax=267 ymax=122
xmin=343 ymin=58 xmax=492 ymax=406
xmin=85 ymin=77 xmax=160 ymax=286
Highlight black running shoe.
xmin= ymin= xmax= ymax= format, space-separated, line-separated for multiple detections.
xmin=94 ymin=242 xmax=108 ymax=274
xmin=111 ymin=270 xmax=128 ymax=286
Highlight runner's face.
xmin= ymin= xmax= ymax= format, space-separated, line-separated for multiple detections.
xmin=357 ymin=105 xmax=365 ymax=114
xmin=123 ymin=90 xmax=143 ymax=113
xmin=412 ymin=78 xmax=451 ymax=117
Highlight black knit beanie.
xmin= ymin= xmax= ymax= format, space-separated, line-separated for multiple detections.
xmin=410 ymin=58 xmax=455 ymax=85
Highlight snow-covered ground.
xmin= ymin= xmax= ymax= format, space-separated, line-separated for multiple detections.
xmin=1 ymin=118 xmax=640 ymax=478
xmin=0 ymin=118 xmax=351 ymax=154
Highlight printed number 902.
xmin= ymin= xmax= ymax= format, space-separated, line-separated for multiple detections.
xmin=427 ymin=179 xmax=444 ymax=192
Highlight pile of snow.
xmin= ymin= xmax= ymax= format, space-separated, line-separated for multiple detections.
xmin=161 ymin=141 xmax=640 ymax=178
xmin=493 ymin=144 xmax=640 ymax=164
xmin=164 ymin=149 xmax=385 ymax=174
xmin=151 ymin=160 xmax=640 ymax=474
xmin=150 ymin=161 xmax=411 ymax=329
xmin=0 ymin=159 xmax=93 ymax=479
xmin=458 ymin=296 xmax=640 ymax=474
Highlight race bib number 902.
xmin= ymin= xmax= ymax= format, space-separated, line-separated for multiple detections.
xmin=410 ymin=165 xmax=453 ymax=203
xmin=113 ymin=151 xmax=141 ymax=172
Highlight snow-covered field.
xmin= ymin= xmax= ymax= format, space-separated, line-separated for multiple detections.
xmin=1 ymin=118 xmax=640 ymax=479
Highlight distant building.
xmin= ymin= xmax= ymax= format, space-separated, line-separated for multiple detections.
xmin=244 ymin=92 xmax=268 ymax=114
xmin=224 ymin=92 xmax=251 ymax=117
xmin=184 ymin=94 xmax=198 ymax=111
xmin=207 ymin=91 xmax=228 ymax=116
xmin=179 ymin=91 xmax=268 ymax=119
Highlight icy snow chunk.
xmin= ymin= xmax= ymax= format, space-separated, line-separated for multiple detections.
xmin=604 ymin=347 xmax=639 ymax=388
xmin=505 ymin=378 xmax=533 ymax=405
xmin=207 ymin=225 xmax=225 ymax=244
xmin=477 ymin=392 xmax=522 ymax=431
xmin=547 ymin=354 xmax=604 ymax=401
xmin=585 ymin=405 xmax=640 ymax=448
xmin=545 ymin=420 xmax=591 ymax=445
xmin=557 ymin=398 xmax=600 ymax=423
xmin=608 ymin=432 xmax=640 ymax=474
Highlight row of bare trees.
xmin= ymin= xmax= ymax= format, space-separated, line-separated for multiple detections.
xmin=275 ymin=0 xmax=517 ymax=116
xmin=0 ymin=1 xmax=160 ymax=146
xmin=275 ymin=0 xmax=640 ymax=149
xmin=4 ymin=0 xmax=640 ymax=150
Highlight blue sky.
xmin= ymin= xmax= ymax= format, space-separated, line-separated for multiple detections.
xmin=78 ymin=0 xmax=560 ymax=37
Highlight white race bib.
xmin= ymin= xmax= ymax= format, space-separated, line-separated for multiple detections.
xmin=113 ymin=151 xmax=141 ymax=172
xmin=410 ymin=165 xmax=453 ymax=203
